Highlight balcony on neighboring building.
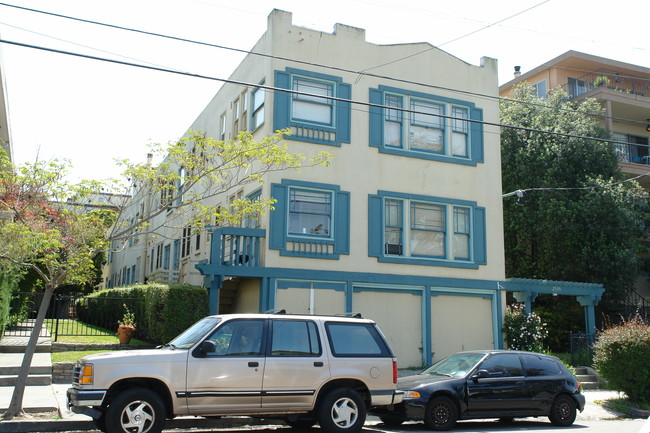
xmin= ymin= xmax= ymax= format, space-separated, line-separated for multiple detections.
xmin=211 ymin=227 xmax=266 ymax=268
xmin=562 ymin=68 xmax=650 ymax=100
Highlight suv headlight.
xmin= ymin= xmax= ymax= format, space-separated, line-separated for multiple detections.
xmin=78 ymin=363 xmax=94 ymax=385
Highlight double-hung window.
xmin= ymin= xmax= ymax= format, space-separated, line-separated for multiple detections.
xmin=274 ymin=68 xmax=351 ymax=146
xmin=369 ymin=192 xmax=486 ymax=268
xmin=251 ymin=84 xmax=265 ymax=130
xmin=270 ymin=179 xmax=350 ymax=259
xmin=292 ymin=78 xmax=334 ymax=125
xmin=288 ymin=188 xmax=332 ymax=237
xmin=370 ymin=86 xmax=483 ymax=165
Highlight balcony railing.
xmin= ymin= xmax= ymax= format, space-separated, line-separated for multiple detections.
xmin=615 ymin=141 xmax=650 ymax=165
xmin=212 ymin=227 xmax=266 ymax=267
xmin=148 ymin=269 xmax=180 ymax=283
xmin=562 ymin=68 xmax=650 ymax=99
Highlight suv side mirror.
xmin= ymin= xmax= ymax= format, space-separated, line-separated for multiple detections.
xmin=196 ymin=340 xmax=216 ymax=357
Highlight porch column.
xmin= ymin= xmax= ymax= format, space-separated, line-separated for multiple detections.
xmin=513 ymin=291 xmax=537 ymax=314
xmin=209 ymin=275 xmax=223 ymax=315
xmin=577 ymin=295 xmax=600 ymax=337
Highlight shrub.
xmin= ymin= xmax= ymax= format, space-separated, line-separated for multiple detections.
xmin=502 ymin=303 xmax=548 ymax=352
xmin=593 ymin=317 xmax=650 ymax=402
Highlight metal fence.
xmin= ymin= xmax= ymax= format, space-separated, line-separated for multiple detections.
xmin=569 ymin=332 xmax=595 ymax=366
xmin=5 ymin=292 xmax=145 ymax=342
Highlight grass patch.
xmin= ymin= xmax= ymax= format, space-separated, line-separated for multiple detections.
xmin=600 ymin=397 xmax=650 ymax=416
xmin=43 ymin=318 xmax=148 ymax=345
xmin=52 ymin=350 xmax=109 ymax=363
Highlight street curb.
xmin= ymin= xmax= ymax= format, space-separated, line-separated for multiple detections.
xmin=0 ymin=416 xmax=278 ymax=433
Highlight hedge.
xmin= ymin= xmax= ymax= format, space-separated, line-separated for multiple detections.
xmin=593 ymin=318 xmax=650 ymax=402
xmin=78 ymin=283 xmax=209 ymax=344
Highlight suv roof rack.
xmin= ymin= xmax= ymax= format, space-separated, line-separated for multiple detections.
xmin=263 ymin=308 xmax=286 ymax=315
xmin=335 ymin=312 xmax=363 ymax=319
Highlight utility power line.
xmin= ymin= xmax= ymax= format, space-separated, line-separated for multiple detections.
xmin=1 ymin=37 xmax=641 ymax=150
xmin=0 ymin=2 xmax=646 ymax=128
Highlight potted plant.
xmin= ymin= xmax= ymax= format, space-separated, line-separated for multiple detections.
xmin=593 ymin=75 xmax=610 ymax=87
xmin=117 ymin=304 xmax=136 ymax=344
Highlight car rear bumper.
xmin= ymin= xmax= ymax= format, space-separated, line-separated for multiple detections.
xmin=574 ymin=392 xmax=586 ymax=412
xmin=370 ymin=389 xmax=404 ymax=406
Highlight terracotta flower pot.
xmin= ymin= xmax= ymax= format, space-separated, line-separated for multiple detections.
xmin=117 ymin=325 xmax=135 ymax=344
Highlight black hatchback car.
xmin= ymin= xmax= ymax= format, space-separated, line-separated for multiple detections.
xmin=372 ymin=350 xmax=585 ymax=431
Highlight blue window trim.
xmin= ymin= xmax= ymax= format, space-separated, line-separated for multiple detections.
xmin=369 ymin=85 xmax=484 ymax=165
xmin=368 ymin=190 xmax=486 ymax=269
xmin=274 ymin=68 xmax=351 ymax=147
xmin=269 ymin=179 xmax=350 ymax=259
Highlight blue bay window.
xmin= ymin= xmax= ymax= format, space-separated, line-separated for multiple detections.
xmin=370 ymin=86 xmax=484 ymax=165
xmin=369 ymin=191 xmax=486 ymax=268
xmin=274 ymin=68 xmax=351 ymax=146
xmin=270 ymin=180 xmax=350 ymax=259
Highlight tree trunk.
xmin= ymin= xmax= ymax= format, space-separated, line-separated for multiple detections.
xmin=2 ymin=286 xmax=55 ymax=420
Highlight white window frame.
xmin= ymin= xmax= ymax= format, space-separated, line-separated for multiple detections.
xmin=291 ymin=76 xmax=335 ymax=126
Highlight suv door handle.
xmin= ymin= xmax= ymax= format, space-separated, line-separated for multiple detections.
xmin=313 ymin=362 xmax=324 ymax=367
xmin=248 ymin=361 xmax=259 ymax=367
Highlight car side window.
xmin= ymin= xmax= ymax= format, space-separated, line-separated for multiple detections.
xmin=521 ymin=354 xmax=562 ymax=376
xmin=271 ymin=320 xmax=321 ymax=356
xmin=205 ymin=319 xmax=264 ymax=356
xmin=477 ymin=353 xmax=523 ymax=377
xmin=326 ymin=322 xmax=390 ymax=357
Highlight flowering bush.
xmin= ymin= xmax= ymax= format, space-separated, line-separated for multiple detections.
xmin=502 ymin=303 xmax=548 ymax=352
xmin=593 ymin=316 xmax=650 ymax=402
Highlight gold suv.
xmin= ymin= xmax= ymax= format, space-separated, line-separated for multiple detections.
xmin=67 ymin=312 xmax=403 ymax=433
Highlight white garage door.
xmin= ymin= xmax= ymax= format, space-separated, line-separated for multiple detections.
xmin=430 ymin=294 xmax=494 ymax=362
xmin=275 ymin=286 xmax=345 ymax=315
xmin=353 ymin=290 xmax=423 ymax=368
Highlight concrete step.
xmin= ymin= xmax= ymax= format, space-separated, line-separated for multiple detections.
xmin=581 ymin=381 xmax=600 ymax=390
xmin=0 ymin=365 xmax=52 ymax=375
xmin=0 ymin=374 xmax=52 ymax=386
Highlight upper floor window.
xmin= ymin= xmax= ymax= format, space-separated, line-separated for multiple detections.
xmin=251 ymin=84 xmax=265 ymax=131
xmin=532 ymin=80 xmax=547 ymax=99
xmin=289 ymin=188 xmax=332 ymax=238
xmin=219 ymin=113 xmax=227 ymax=140
xmin=369 ymin=191 xmax=486 ymax=268
xmin=370 ymin=86 xmax=484 ymax=165
xmin=274 ymin=68 xmax=351 ymax=146
xmin=270 ymin=179 xmax=349 ymax=259
xmin=292 ymin=78 xmax=334 ymax=125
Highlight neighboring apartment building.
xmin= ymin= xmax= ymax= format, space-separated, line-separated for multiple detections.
xmin=0 ymin=43 xmax=11 ymax=162
xmin=500 ymin=51 xmax=650 ymax=299
xmin=105 ymin=11 xmax=600 ymax=366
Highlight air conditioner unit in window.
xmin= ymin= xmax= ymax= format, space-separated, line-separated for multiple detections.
xmin=384 ymin=243 xmax=403 ymax=256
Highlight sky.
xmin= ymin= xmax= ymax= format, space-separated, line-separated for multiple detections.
xmin=0 ymin=0 xmax=648 ymax=184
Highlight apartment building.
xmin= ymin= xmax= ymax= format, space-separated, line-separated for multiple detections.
xmin=500 ymin=51 xmax=650 ymax=298
xmin=106 ymin=9 xmax=508 ymax=366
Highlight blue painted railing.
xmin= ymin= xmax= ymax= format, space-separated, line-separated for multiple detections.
xmin=211 ymin=227 xmax=266 ymax=267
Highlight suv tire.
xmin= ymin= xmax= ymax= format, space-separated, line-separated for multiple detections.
xmin=317 ymin=388 xmax=366 ymax=433
xmin=105 ymin=387 xmax=166 ymax=433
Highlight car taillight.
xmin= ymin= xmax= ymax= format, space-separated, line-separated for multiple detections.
xmin=393 ymin=361 xmax=398 ymax=384
xmin=577 ymin=379 xmax=583 ymax=392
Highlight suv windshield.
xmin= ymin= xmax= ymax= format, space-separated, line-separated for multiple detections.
xmin=169 ymin=317 xmax=221 ymax=349
xmin=423 ymin=353 xmax=486 ymax=377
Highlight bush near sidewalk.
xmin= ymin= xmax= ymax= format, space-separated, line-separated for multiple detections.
xmin=81 ymin=283 xmax=209 ymax=344
xmin=593 ymin=316 xmax=650 ymax=403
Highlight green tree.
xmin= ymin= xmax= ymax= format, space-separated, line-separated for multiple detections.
xmin=501 ymin=84 xmax=648 ymax=305
xmin=0 ymin=152 xmax=114 ymax=419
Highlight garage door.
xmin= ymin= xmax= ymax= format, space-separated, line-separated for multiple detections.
xmin=353 ymin=290 xmax=423 ymax=368
xmin=430 ymin=294 xmax=494 ymax=362
xmin=275 ymin=286 xmax=345 ymax=315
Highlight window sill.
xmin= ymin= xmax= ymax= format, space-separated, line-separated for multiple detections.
xmin=377 ymin=255 xmax=479 ymax=269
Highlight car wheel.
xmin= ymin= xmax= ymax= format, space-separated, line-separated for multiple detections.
xmin=379 ymin=414 xmax=406 ymax=426
xmin=499 ymin=416 xmax=514 ymax=423
xmin=548 ymin=394 xmax=577 ymax=427
xmin=424 ymin=396 xmax=458 ymax=431
xmin=105 ymin=387 xmax=166 ymax=433
xmin=317 ymin=388 xmax=366 ymax=433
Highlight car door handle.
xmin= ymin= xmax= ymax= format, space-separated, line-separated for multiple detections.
xmin=314 ymin=362 xmax=324 ymax=367
xmin=248 ymin=361 xmax=259 ymax=367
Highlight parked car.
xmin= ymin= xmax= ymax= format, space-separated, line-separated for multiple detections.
xmin=371 ymin=350 xmax=584 ymax=431
xmin=67 ymin=312 xmax=403 ymax=433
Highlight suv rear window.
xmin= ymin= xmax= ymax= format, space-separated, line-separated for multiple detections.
xmin=325 ymin=322 xmax=391 ymax=357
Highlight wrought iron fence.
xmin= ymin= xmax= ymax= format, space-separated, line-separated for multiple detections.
xmin=4 ymin=292 xmax=145 ymax=341
xmin=569 ymin=332 xmax=595 ymax=366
